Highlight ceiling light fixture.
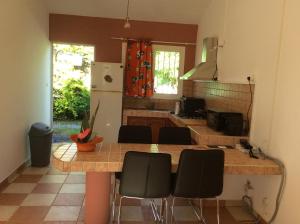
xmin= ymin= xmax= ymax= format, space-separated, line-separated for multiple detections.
xmin=124 ymin=0 xmax=131 ymax=29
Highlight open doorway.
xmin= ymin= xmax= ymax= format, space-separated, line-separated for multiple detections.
xmin=52 ymin=43 xmax=95 ymax=142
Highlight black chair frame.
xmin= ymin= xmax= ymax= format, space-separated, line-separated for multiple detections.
xmin=170 ymin=149 xmax=224 ymax=224
xmin=114 ymin=151 xmax=171 ymax=224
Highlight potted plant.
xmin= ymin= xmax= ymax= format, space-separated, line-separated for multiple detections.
xmin=70 ymin=101 xmax=103 ymax=152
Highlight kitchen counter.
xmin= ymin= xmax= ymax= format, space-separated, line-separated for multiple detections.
xmin=122 ymin=109 xmax=207 ymax=126
xmin=123 ymin=109 xmax=247 ymax=146
xmin=189 ymin=125 xmax=248 ymax=146
xmin=53 ymin=143 xmax=281 ymax=175
xmin=52 ymin=143 xmax=280 ymax=224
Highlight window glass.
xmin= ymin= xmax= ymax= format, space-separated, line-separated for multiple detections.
xmin=152 ymin=45 xmax=185 ymax=99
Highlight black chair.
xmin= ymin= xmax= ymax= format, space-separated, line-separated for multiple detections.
xmin=118 ymin=125 xmax=152 ymax=144
xmin=158 ymin=127 xmax=192 ymax=145
xmin=116 ymin=151 xmax=171 ymax=224
xmin=171 ymin=149 xmax=224 ymax=224
xmin=112 ymin=125 xmax=152 ymax=221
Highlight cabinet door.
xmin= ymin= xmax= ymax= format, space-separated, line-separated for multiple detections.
xmin=127 ymin=116 xmax=149 ymax=126
xmin=165 ymin=119 xmax=177 ymax=127
xmin=149 ymin=118 xmax=166 ymax=144
xmin=126 ymin=117 xmax=173 ymax=143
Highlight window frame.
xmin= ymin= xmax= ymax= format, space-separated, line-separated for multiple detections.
xmin=152 ymin=44 xmax=185 ymax=99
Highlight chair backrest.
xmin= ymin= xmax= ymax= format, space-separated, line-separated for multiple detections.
xmin=118 ymin=125 xmax=152 ymax=144
xmin=173 ymin=149 xmax=224 ymax=198
xmin=119 ymin=151 xmax=171 ymax=198
xmin=158 ymin=127 xmax=192 ymax=145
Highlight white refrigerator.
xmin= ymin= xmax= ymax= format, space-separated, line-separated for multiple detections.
xmin=90 ymin=62 xmax=124 ymax=145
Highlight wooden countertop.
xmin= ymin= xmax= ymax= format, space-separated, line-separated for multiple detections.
xmin=122 ymin=109 xmax=207 ymax=126
xmin=52 ymin=143 xmax=281 ymax=175
xmin=122 ymin=109 xmax=247 ymax=145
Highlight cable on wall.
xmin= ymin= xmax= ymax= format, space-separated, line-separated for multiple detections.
xmin=245 ymin=77 xmax=253 ymax=134
xmin=259 ymin=149 xmax=286 ymax=224
xmin=241 ymin=148 xmax=286 ymax=224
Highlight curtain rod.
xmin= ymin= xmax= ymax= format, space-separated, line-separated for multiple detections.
xmin=111 ymin=37 xmax=196 ymax=46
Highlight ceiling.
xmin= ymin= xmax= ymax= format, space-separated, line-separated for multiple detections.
xmin=45 ymin=0 xmax=210 ymax=24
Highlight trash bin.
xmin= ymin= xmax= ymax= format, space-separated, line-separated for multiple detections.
xmin=29 ymin=122 xmax=53 ymax=167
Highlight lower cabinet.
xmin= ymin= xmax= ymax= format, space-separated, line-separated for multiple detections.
xmin=127 ymin=116 xmax=169 ymax=143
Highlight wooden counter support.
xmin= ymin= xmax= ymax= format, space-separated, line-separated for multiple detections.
xmin=86 ymin=172 xmax=111 ymax=224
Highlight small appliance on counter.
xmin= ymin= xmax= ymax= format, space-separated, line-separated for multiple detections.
xmin=207 ymin=109 xmax=244 ymax=136
xmin=174 ymin=101 xmax=180 ymax=115
xmin=179 ymin=96 xmax=206 ymax=119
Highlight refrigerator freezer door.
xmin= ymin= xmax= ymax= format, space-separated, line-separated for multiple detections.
xmin=91 ymin=91 xmax=122 ymax=145
xmin=91 ymin=62 xmax=123 ymax=92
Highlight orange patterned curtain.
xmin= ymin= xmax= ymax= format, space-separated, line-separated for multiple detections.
xmin=125 ymin=40 xmax=154 ymax=97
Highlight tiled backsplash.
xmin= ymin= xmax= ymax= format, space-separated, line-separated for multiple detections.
xmin=123 ymin=80 xmax=254 ymax=121
xmin=193 ymin=81 xmax=254 ymax=119
xmin=123 ymin=80 xmax=194 ymax=111
xmin=123 ymin=97 xmax=176 ymax=110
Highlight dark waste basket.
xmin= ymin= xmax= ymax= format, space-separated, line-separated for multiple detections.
xmin=29 ymin=122 xmax=53 ymax=167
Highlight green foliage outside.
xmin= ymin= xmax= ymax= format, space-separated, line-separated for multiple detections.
xmin=52 ymin=44 xmax=94 ymax=121
xmin=53 ymin=79 xmax=90 ymax=120
xmin=154 ymin=51 xmax=180 ymax=94
xmin=53 ymin=44 xmax=94 ymax=90
xmin=154 ymin=68 xmax=178 ymax=88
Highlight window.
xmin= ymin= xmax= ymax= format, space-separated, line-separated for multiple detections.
xmin=152 ymin=45 xmax=185 ymax=99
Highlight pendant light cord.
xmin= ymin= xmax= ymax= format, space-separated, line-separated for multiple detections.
xmin=126 ymin=0 xmax=130 ymax=19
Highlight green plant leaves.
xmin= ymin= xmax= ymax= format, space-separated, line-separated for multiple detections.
xmin=53 ymin=78 xmax=90 ymax=121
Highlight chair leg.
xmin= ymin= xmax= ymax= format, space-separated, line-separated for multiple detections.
xmin=164 ymin=198 xmax=168 ymax=224
xmin=117 ymin=196 xmax=123 ymax=224
xmin=160 ymin=198 xmax=163 ymax=221
xmin=199 ymin=199 xmax=207 ymax=224
xmin=150 ymin=200 xmax=159 ymax=221
xmin=160 ymin=198 xmax=168 ymax=224
xmin=216 ymin=198 xmax=220 ymax=224
xmin=111 ymin=178 xmax=117 ymax=222
xmin=170 ymin=197 xmax=176 ymax=224
xmin=188 ymin=199 xmax=202 ymax=222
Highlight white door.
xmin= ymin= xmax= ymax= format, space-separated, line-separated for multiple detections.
xmin=91 ymin=62 xmax=124 ymax=92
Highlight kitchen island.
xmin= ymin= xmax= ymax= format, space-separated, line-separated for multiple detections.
xmin=52 ymin=143 xmax=281 ymax=224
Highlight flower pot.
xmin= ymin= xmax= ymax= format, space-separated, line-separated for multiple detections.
xmin=70 ymin=134 xmax=103 ymax=152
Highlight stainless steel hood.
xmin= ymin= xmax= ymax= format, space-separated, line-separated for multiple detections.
xmin=181 ymin=37 xmax=218 ymax=81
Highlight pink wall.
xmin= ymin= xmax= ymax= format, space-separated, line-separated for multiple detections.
xmin=49 ymin=14 xmax=198 ymax=72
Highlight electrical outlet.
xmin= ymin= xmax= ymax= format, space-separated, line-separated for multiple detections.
xmin=244 ymin=180 xmax=254 ymax=195
xmin=246 ymin=74 xmax=255 ymax=83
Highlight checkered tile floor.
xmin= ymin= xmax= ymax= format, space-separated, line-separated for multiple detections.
xmin=0 ymin=165 xmax=239 ymax=223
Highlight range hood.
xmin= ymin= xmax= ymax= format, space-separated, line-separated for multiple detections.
xmin=181 ymin=37 xmax=218 ymax=81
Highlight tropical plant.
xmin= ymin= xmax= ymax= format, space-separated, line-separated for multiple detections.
xmin=77 ymin=101 xmax=100 ymax=143
xmin=53 ymin=78 xmax=90 ymax=120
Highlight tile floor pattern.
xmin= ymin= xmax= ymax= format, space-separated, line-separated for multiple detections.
xmin=0 ymin=166 xmax=240 ymax=224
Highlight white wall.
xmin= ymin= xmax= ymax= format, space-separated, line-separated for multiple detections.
xmin=196 ymin=0 xmax=284 ymax=205
xmin=195 ymin=0 xmax=228 ymax=65
xmin=0 ymin=0 xmax=51 ymax=182
xmin=196 ymin=0 xmax=300 ymax=222
xmin=267 ymin=0 xmax=300 ymax=222
xmin=197 ymin=0 xmax=284 ymax=148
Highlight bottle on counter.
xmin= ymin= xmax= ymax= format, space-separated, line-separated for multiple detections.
xmin=175 ymin=101 xmax=180 ymax=115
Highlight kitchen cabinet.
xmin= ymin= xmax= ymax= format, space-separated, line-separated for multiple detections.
xmin=165 ymin=119 xmax=177 ymax=127
xmin=127 ymin=116 xmax=169 ymax=143
xmin=126 ymin=116 xmax=149 ymax=126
